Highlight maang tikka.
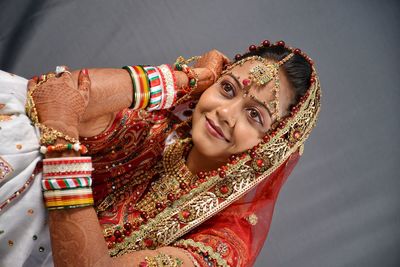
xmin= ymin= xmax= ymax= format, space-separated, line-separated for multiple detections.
xmin=222 ymin=52 xmax=294 ymax=121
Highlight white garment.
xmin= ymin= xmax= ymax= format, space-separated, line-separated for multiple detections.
xmin=0 ymin=70 xmax=53 ymax=267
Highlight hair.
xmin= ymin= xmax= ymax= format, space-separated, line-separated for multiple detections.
xmin=236 ymin=45 xmax=312 ymax=105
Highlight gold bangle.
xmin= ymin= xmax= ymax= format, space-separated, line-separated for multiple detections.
xmin=38 ymin=123 xmax=78 ymax=145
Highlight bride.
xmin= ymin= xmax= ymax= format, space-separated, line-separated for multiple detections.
xmin=0 ymin=40 xmax=320 ymax=267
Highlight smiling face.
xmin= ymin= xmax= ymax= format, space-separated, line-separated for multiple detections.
xmin=191 ymin=60 xmax=295 ymax=165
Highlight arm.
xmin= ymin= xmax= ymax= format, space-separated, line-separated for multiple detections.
xmin=37 ymin=71 xmax=197 ymax=267
xmin=48 ymin=206 xmax=196 ymax=267
xmin=72 ymin=67 xmax=214 ymax=137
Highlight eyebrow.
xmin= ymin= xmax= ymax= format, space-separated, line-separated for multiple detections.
xmin=226 ymin=73 xmax=273 ymax=118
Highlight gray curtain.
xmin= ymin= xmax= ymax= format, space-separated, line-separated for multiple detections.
xmin=1 ymin=0 xmax=399 ymax=266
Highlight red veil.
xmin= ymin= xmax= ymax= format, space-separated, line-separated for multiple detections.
xmin=177 ymin=152 xmax=300 ymax=266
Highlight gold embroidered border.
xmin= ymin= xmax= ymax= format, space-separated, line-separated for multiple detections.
xmin=174 ymin=239 xmax=229 ymax=267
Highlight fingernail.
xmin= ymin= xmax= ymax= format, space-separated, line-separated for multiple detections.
xmin=82 ymin=69 xmax=89 ymax=75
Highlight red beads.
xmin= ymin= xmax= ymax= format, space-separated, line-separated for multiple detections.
xmin=156 ymin=202 xmax=165 ymax=210
xmin=262 ymin=40 xmax=270 ymax=47
xmin=294 ymin=48 xmax=301 ymax=54
xmin=250 ymin=151 xmax=257 ymax=158
xmin=310 ymin=77 xmax=316 ymax=84
xmin=256 ymin=159 xmax=264 ymax=168
xmin=144 ymin=238 xmax=154 ymax=247
xmin=229 ymin=155 xmax=237 ymax=162
xmin=276 ymin=40 xmax=285 ymax=47
xmin=219 ymin=185 xmax=229 ymax=194
xmin=249 ymin=45 xmax=257 ymax=52
xmin=123 ymin=229 xmax=131 ymax=237
xmin=242 ymin=79 xmax=251 ymax=86
xmin=114 ymin=230 xmax=122 ymax=238
xmin=218 ymin=170 xmax=226 ymax=178
xmin=180 ymin=182 xmax=187 ymax=189
xmin=182 ymin=210 xmax=191 ymax=219
xmin=235 ymin=54 xmax=242 ymax=61
xmin=293 ymin=130 xmax=301 ymax=139
xmin=124 ymin=222 xmax=132 ymax=231
xmin=167 ymin=193 xmax=175 ymax=201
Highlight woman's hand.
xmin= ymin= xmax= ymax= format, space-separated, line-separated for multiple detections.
xmin=194 ymin=49 xmax=230 ymax=81
xmin=192 ymin=49 xmax=230 ymax=93
xmin=28 ymin=69 xmax=91 ymax=139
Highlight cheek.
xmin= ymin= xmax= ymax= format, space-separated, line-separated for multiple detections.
xmin=231 ymin=119 xmax=262 ymax=152
xmin=194 ymin=87 xmax=220 ymax=113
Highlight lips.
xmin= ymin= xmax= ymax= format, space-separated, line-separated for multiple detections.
xmin=205 ymin=116 xmax=229 ymax=142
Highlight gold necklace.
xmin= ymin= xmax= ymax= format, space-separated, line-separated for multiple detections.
xmin=134 ymin=138 xmax=197 ymax=219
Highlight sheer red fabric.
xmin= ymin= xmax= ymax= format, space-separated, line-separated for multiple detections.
xmin=179 ymin=152 xmax=300 ymax=266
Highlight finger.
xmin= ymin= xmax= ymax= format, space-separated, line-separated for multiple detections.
xmin=27 ymin=77 xmax=38 ymax=91
xmin=56 ymin=65 xmax=72 ymax=78
xmin=60 ymin=71 xmax=73 ymax=80
xmin=78 ymin=69 xmax=91 ymax=103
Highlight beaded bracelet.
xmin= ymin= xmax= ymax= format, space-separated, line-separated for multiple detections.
xmin=39 ymin=143 xmax=88 ymax=155
xmin=174 ymin=56 xmax=200 ymax=91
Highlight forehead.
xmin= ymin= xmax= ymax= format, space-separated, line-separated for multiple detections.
xmin=226 ymin=60 xmax=276 ymax=95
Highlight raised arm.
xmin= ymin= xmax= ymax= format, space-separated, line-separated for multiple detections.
xmin=37 ymin=71 xmax=197 ymax=267
xmin=30 ymin=50 xmax=229 ymax=137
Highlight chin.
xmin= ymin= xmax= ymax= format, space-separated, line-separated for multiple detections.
xmin=192 ymin=128 xmax=228 ymax=162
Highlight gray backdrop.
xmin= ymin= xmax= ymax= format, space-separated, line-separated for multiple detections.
xmin=1 ymin=0 xmax=399 ymax=266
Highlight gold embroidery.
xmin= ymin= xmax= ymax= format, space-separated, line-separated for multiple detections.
xmin=174 ymin=239 xmax=229 ymax=267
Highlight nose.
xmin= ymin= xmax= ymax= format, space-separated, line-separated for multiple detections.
xmin=215 ymin=98 xmax=242 ymax=128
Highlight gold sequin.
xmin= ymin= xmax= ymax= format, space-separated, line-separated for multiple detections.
xmin=27 ymin=209 xmax=34 ymax=215
xmin=8 ymin=240 xmax=14 ymax=246
xmin=16 ymin=144 xmax=22 ymax=150
xmin=0 ymin=104 xmax=5 ymax=109
xmin=245 ymin=213 xmax=258 ymax=225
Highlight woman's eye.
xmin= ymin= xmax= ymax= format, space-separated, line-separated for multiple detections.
xmin=247 ymin=108 xmax=263 ymax=125
xmin=221 ymin=82 xmax=235 ymax=97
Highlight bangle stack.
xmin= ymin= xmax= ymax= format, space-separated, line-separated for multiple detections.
xmin=39 ymin=142 xmax=88 ymax=155
xmin=123 ymin=64 xmax=179 ymax=111
xmin=42 ymin=157 xmax=94 ymax=210
xmin=123 ymin=66 xmax=151 ymax=110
